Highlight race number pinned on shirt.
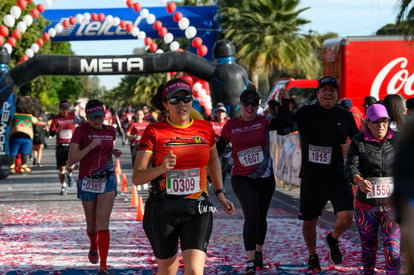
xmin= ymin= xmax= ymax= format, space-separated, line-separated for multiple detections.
xmin=366 ymin=177 xmax=394 ymax=199
xmin=237 ymin=146 xmax=264 ymax=167
xmin=166 ymin=168 xmax=201 ymax=195
xmin=81 ymin=176 xmax=106 ymax=193
xmin=59 ymin=129 xmax=72 ymax=139
xmin=308 ymin=145 xmax=332 ymax=165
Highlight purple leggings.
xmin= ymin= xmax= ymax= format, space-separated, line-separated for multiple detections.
xmin=354 ymin=206 xmax=400 ymax=275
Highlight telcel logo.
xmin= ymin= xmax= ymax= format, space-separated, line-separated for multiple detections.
xmin=80 ymin=57 xmax=144 ymax=73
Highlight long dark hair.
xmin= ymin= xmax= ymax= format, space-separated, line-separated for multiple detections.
xmin=383 ymin=94 xmax=406 ymax=130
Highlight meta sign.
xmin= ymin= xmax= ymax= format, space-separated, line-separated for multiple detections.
xmin=43 ymin=6 xmax=219 ymax=60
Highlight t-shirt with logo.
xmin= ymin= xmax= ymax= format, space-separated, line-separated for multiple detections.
xmin=70 ymin=123 xmax=116 ymax=179
xmin=137 ymin=118 xmax=215 ymax=200
xmin=126 ymin=121 xmax=150 ymax=145
xmin=50 ymin=112 xmax=76 ymax=144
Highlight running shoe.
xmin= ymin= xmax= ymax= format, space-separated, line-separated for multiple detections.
xmin=88 ymin=249 xmax=99 ymax=264
xmin=61 ymin=186 xmax=67 ymax=196
xmin=67 ymin=173 xmax=74 ymax=187
xmin=326 ymin=232 xmax=343 ymax=264
xmin=307 ymin=254 xmax=321 ymax=273
xmin=245 ymin=260 xmax=256 ymax=274
xmin=255 ymin=251 xmax=263 ymax=270
xmin=97 ymin=269 xmax=108 ymax=275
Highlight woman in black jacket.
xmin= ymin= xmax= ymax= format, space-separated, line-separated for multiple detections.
xmin=345 ymin=103 xmax=400 ymax=275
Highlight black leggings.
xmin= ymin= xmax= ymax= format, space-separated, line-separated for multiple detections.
xmin=231 ymin=175 xmax=275 ymax=251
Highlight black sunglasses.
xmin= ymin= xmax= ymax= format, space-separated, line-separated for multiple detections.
xmin=242 ymin=100 xmax=259 ymax=107
xmin=369 ymin=119 xmax=389 ymax=125
xmin=168 ymin=95 xmax=193 ymax=105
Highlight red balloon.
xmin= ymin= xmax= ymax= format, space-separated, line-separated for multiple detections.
xmin=149 ymin=42 xmax=158 ymax=52
xmin=62 ymin=20 xmax=69 ymax=28
xmin=31 ymin=9 xmax=39 ymax=19
xmin=0 ymin=26 xmax=9 ymax=37
xmin=126 ymin=23 xmax=133 ymax=32
xmin=158 ymin=27 xmax=167 ymax=37
xmin=191 ymin=37 xmax=203 ymax=48
xmin=173 ymin=12 xmax=183 ymax=22
xmin=119 ymin=20 xmax=126 ymax=29
xmin=42 ymin=32 xmax=50 ymax=41
xmin=21 ymin=55 xmax=29 ymax=62
xmin=17 ymin=0 xmax=27 ymax=10
xmin=197 ymin=45 xmax=208 ymax=57
xmin=133 ymin=2 xmax=141 ymax=12
xmin=98 ymin=13 xmax=105 ymax=22
xmin=7 ymin=37 xmax=16 ymax=47
xmin=126 ymin=0 xmax=134 ymax=8
xmin=179 ymin=74 xmax=194 ymax=86
xmin=166 ymin=2 xmax=176 ymax=14
xmin=153 ymin=20 xmax=162 ymax=31
xmin=91 ymin=13 xmax=98 ymax=21
xmin=177 ymin=48 xmax=183 ymax=52
xmin=169 ymin=72 xmax=177 ymax=77
xmin=69 ymin=17 xmax=76 ymax=25
xmin=144 ymin=37 xmax=152 ymax=46
xmin=36 ymin=38 xmax=44 ymax=47
xmin=0 ymin=36 xmax=4 ymax=46
xmin=36 ymin=4 xmax=45 ymax=13
xmin=12 ymin=29 xmax=21 ymax=40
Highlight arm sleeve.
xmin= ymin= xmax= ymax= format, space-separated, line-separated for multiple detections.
xmin=268 ymin=98 xmax=291 ymax=132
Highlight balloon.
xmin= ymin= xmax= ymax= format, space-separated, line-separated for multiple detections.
xmin=185 ymin=26 xmax=197 ymax=39
xmin=4 ymin=44 xmax=12 ymax=54
xmin=158 ymin=27 xmax=167 ymax=37
xmin=3 ymin=15 xmax=15 ymax=27
xmin=126 ymin=0 xmax=133 ymax=8
xmin=75 ymin=14 xmax=83 ymax=24
xmin=31 ymin=43 xmax=39 ymax=52
xmin=17 ymin=0 xmax=27 ymax=10
xmin=62 ymin=20 xmax=69 ymax=28
xmin=173 ymin=12 xmax=183 ymax=22
xmin=191 ymin=37 xmax=203 ymax=48
xmin=36 ymin=4 xmax=45 ymax=13
xmin=54 ymin=23 xmax=63 ymax=33
xmin=23 ymin=15 xmax=33 ymax=26
xmin=16 ymin=21 xmax=27 ymax=33
xmin=163 ymin=33 xmax=174 ymax=44
xmin=10 ymin=6 xmax=22 ymax=19
xmin=44 ymin=0 xmax=52 ymax=8
xmin=91 ymin=13 xmax=98 ymax=21
xmin=36 ymin=38 xmax=44 ymax=47
xmin=149 ymin=42 xmax=158 ymax=52
xmin=170 ymin=41 xmax=180 ymax=51
xmin=153 ymin=20 xmax=162 ymax=31
xmin=12 ymin=29 xmax=21 ymax=40
xmin=0 ymin=36 xmax=4 ymax=46
xmin=179 ymin=74 xmax=194 ymax=86
xmin=25 ymin=48 xmax=34 ymax=58
xmin=131 ymin=27 xmax=139 ymax=36
xmin=119 ymin=20 xmax=126 ymax=29
xmin=21 ymin=55 xmax=29 ymax=62
xmin=98 ymin=13 xmax=105 ymax=22
xmin=133 ymin=3 xmax=141 ymax=12
xmin=113 ymin=17 xmax=120 ymax=26
xmin=83 ymin=12 xmax=91 ymax=22
xmin=30 ymin=9 xmax=39 ymax=19
xmin=197 ymin=45 xmax=208 ymax=57
xmin=126 ymin=23 xmax=133 ymax=32
xmin=144 ymin=37 xmax=152 ymax=46
xmin=137 ymin=31 xmax=146 ymax=40
xmin=140 ymin=8 xmax=149 ymax=18
xmin=48 ymin=28 xmax=56 ymax=37
xmin=105 ymin=15 xmax=113 ymax=24
xmin=0 ymin=26 xmax=9 ymax=37
xmin=166 ymin=2 xmax=176 ymax=14
xmin=178 ymin=18 xmax=189 ymax=30
xmin=193 ymin=82 xmax=202 ymax=92
xmin=42 ymin=32 xmax=50 ymax=41
xmin=155 ymin=49 xmax=164 ymax=54
xmin=146 ymin=14 xmax=156 ymax=25
xmin=7 ymin=37 xmax=16 ymax=47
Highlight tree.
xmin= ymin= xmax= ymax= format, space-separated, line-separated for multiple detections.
xmin=218 ymin=0 xmax=321 ymax=93
xmin=396 ymin=0 xmax=414 ymax=37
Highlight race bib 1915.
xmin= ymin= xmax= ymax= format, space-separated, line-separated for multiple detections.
xmin=308 ymin=144 xmax=332 ymax=165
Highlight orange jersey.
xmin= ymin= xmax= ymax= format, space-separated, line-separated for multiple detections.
xmin=137 ymin=118 xmax=215 ymax=200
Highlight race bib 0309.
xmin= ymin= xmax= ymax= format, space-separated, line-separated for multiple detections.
xmin=166 ymin=168 xmax=201 ymax=195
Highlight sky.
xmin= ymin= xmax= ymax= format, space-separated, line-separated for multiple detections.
xmin=32 ymin=0 xmax=400 ymax=89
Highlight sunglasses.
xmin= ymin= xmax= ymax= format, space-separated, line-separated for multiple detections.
xmin=168 ymin=95 xmax=193 ymax=105
xmin=242 ymin=100 xmax=259 ymax=107
xmin=369 ymin=119 xmax=389 ymax=125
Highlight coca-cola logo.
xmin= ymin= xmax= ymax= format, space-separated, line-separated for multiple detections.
xmin=371 ymin=57 xmax=414 ymax=99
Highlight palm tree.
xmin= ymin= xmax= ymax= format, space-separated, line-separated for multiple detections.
xmin=396 ymin=0 xmax=414 ymax=37
xmin=218 ymin=0 xmax=320 ymax=91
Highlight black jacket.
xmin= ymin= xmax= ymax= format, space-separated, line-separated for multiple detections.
xmin=345 ymin=130 xmax=395 ymax=206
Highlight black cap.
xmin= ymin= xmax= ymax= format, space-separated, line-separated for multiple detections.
xmin=318 ymin=76 xmax=338 ymax=89
xmin=240 ymin=88 xmax=260 ymax=102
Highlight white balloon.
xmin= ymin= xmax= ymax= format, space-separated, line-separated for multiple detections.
xmin=75 ymin=14 xmax=84 ymax=24
xmin=160 ymin=0 xmax=167 ymax=4
xmin=163 ymin=33 xmax=174 ymax=44
xmin=105 ymin=15 xmax=113 ymax=24
xmin=113 ymin=17 xmax=121 ymax=26
xmin=17 ymin=21 xmax=27 ymax=33
xmin=193 ymin=83 xmax=202 ymax=92
xmin=31 ymin=43 xmax=40 ymax=53
xmin=178 ymin=18 xmax=190 ymax=30
xmin=25 ymin=48 xmax=34 ymax=58
xmin=83 ymin=12 xmax=91 ymax=22
xmin=3 ymin=15 xmax=15 ymax=27
xmin=10 ymin=6 xmax=22 ymax=19
xmin=4 ymin=44 xmax=12 ymax=55
xmin=131 ymin=27 xmax=139 ymax=37
xmin=140 ymin=9 xmax=149 ymax=18
xmin=146 ymin=14 xmax=156 ymax=25
xmin=54 ymin=23 xmax=63 ymax=33
xmin=185 ymin=26 xmax=197 ymax=39
xmin=23 ymin=15 xmax=33 ymax=26
xmin=44 ymin=0 xmax=53 ymax=8
xmin=170 ymin=41 xmax=180 ymax=51
xmin=137 ymin=31 xmax=146 ymax=40
xmin=48 ymin=28 xmax=56 ymax=37
xmin=155 ymin=49 xmax=164 ymax=54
